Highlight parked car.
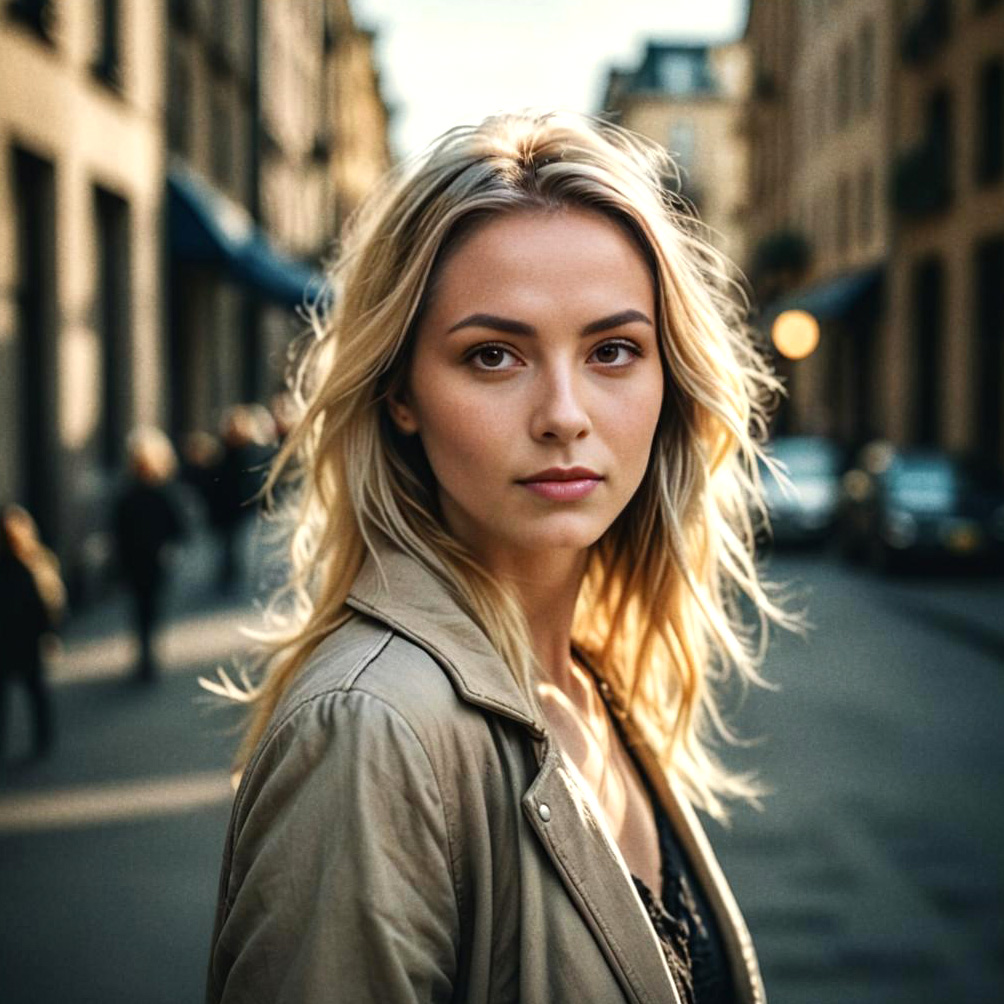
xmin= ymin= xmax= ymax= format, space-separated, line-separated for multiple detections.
xmin=838 ymin=443 xmax=1004 ymax=572
xmin=758 ymin=436 xmax=845 ymax=547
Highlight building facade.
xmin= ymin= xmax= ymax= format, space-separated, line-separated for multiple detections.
xmin=885 ymin=0 xmax=1004 ymax=468
xmin=746 ymin=0 xmax=1004 ymax=469
xmin=166 ymin=0 xmax=259 ymax=437
xmin=0 ymin=0 xmax=166 ymax=585
xmin=600 ymin=41 xmax=752 ymax=268
xmin=745 ymin=0 xmax=896 ymax=446
xmin=327 ymin=0 xmax=392 ymax=234
xmin=1 ymin=0 xmax=391 ymax=593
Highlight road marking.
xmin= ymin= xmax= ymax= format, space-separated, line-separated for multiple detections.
xmin=0 ymin=770 xmax=234 ymax=833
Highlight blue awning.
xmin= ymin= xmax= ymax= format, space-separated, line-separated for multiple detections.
xmin=167 ymin=162 xmax=326 ymax=309
xmin=763 ymin=264 xmax=883 ymax=324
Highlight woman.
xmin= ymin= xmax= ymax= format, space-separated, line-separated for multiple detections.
xmin=0 ymin=504 xmax=65 ymax=763
xmin=205 ymin=111 xmax=797 ymax=1003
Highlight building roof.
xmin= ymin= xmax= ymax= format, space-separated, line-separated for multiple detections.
xmin=602 ymin=41 xmax=721 ymax=109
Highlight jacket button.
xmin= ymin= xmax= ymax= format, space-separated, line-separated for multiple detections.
xmin=538 ymin=803 xmax=551 ymax=822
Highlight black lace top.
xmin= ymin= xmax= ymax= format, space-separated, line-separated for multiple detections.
xmin=629 ymin=794 xmax=736 ymax=1004
xmin=569 ymin=646 xmax=737 ymax=1003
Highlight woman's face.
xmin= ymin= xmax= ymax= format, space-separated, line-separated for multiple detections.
xmin=391 ymin=207 xmax=664 ymax=568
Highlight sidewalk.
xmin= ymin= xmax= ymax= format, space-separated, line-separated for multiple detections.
xmin=50 ymin=520 xmax=282 ymax=686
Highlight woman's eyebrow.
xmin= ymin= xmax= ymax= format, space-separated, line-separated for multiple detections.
xmin=446 ymin=308 xmax=653 ymax=337
xmin=581 ymin=309 xmax=653 ymax=335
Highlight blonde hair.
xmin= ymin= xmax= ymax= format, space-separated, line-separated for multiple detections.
xmin=127 ymin=426 xmax=178 ymax=485
xmin=211 ymin=110 xmax=801 ymax=819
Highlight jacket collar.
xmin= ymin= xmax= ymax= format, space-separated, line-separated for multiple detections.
xmin=345 ymin=534 xmax=547 ymax=739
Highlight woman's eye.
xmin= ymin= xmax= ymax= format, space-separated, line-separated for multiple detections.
xmin=468 ymin=344 xmax=519 ymax=370
xmin=591 ymin=341 xmax=639 ymax=366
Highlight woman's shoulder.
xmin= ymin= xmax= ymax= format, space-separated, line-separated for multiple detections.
xmin=256 ymin=612 xmax=495 ymax=778
xmin=272 ymin=612 xmax=461 ymax=718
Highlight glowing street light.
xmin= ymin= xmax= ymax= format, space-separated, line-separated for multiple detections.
xmin=772 ymin=309 xmax=820 ymax=360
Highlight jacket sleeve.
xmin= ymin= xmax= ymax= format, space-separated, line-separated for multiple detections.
xmin=208 ymin=690 xmax=460 ymax=1003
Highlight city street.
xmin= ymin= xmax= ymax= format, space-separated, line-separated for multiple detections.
xmin=1 ymin=534 xmax=1002 ymax=1003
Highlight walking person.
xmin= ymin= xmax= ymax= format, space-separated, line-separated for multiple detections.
xmin=113 ymin=428 xmax=185 ymax=684
xmin=0 ymin=505 xmax=65 ymax=764
xmin=205 ymin=111 xmax=799 ymax=1003
xmin=214 ymin=405 xmax=276 ymax=594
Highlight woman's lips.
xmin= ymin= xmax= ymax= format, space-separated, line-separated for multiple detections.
xmin=520 ymin=478 xmax=601 ymax=501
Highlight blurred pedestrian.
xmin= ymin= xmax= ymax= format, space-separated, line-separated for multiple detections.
xmin=214 ymin=404 xmax=276 ymax=593
xmin=0 ymin=504 xmax=65 ymax=763
xmin=113 ymin=427 xmax=186 ymax=683
xmin=181 ymin=430 xmax=225 ymax=519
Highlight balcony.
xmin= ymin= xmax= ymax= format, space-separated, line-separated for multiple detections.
xmin=900 ymin=0 xmax=950 ymax=66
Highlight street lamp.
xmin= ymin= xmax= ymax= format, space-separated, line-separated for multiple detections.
xmin=772 ymin=309 xmax=820 ymax=360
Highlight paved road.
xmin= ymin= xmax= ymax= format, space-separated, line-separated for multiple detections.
xmin=712 ymin=552 xmax=1004 ymax=1003
xmin=1 ymin=537 xmax=1001 ymax=1003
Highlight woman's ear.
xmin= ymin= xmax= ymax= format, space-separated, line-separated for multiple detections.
xmin=387 ymin=390 xmax=420 ymax=435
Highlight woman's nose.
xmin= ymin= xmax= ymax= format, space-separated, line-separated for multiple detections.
xmin=529 ymin=366 xmax=592 ymax=443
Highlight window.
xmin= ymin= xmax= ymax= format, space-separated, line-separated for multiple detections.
xmin=976 ymin=58 xmax=1003 ymax=185
xmin=167 ymin=40 xmax=191 ymax=155
xmin=911 ymin=256 xmax=944 ymax=446
xmin=94 ymin=187 xmax=132 ymax=468
xmin=858 ymin=164 xmax=875 ymax=245
xmin=974 ymin=238 xmax=1004 ymax=465
xmin=658 ymin=53 xmax=699 ymax=96
xmin=92 ymin=0 xmax=121 ymax=88
xmin=928 ymin=86 xmax=954 ymax=194
xmin=6 ymin=0 xmax=54 ymax=42
xmin=837 ymin=42 xmax=853 ymax=128
xmin=814 ymin=193 xmax=828 ymax=255
xmin=668 ymin=120 xmax=696 ymax=175
xmin=858 ymin=21 xmax=875 ymax=114
xmin=211 ymin=90 xmax=233 ymax=188
xmin=837 ymin=174 xmax=852 ymax=253
xmin=816 ymin=67 xmax=829 ymax=136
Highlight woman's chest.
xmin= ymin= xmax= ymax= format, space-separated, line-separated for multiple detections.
xmin=538 ymin=695 xmax=664 ymax=895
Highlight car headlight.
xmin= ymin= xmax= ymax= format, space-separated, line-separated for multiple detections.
xmin=884 ymin=510 xmax=917 ymax=548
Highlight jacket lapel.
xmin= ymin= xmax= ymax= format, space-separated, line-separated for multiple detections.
xmin=523 ymin=743 xmax=684 ymax=1004
xmin=346 ymin=540 xmax=545 ymax=737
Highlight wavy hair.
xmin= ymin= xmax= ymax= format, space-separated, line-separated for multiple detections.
xmin=208 ymin=110 xmax=801 ymax=819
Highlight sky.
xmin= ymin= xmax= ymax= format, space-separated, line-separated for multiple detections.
xmin=353 ymin=0 xmax=748 ymax=159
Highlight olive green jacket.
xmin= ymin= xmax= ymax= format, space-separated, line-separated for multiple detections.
xmin=206 ymin=537 xmax=766 ymax=1003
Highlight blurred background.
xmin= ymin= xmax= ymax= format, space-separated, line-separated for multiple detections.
xmin=0 ymin=1 xmax=1002 ymax=1001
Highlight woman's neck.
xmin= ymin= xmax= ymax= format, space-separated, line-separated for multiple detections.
xmin=491 ymin=547 xmax=589 ymax=693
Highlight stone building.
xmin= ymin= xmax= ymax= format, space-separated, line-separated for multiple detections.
xmin=600 ymin=40 xmax=752 ymax=268
xmin=746 ymin=0 xmax=1004 ymax=468
xmin=0 ymin=0 xmax=166 ymax=584
xmin=165 ymin=0 xmax=261 ymax=437
xmin=884 ymin=0 xmax=1004 ymax=468
xmin=745 ymin=0 xmax=895 ymax=446
xmin=327 ymin=0 xmax=392 ymax=234
xmin=0 ymin=0 xmax=391 ymax=592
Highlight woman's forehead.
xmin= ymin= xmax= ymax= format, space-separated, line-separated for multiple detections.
xmin=426 ymin=208 xmax=655 ymax=315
